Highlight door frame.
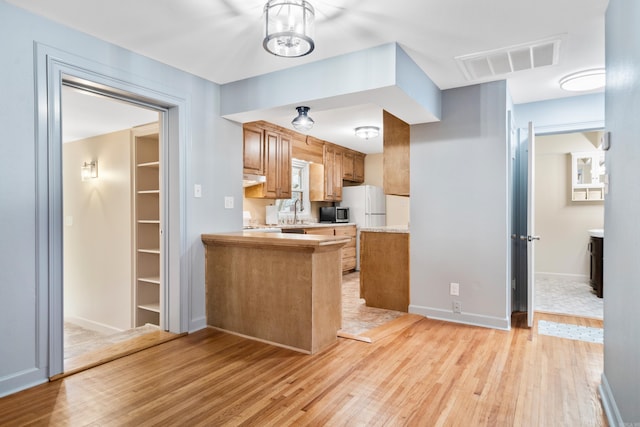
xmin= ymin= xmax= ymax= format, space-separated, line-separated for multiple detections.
xmin=35 ymin=44 xmax=190 ymax=377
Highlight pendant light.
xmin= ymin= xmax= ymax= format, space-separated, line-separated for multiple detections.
xmin=291 ymin=106 xmax=314 ymax=131
xmin=263 ymin=0 xmax=315 ymax=58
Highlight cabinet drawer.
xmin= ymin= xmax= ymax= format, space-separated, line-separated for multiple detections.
xmin=304 ymin=227 xmax=335 ymax=236
xmin=335 ymin=226 xmax=356 ymax=237
xmin=342 ymin=247 xmax=356 ymax=259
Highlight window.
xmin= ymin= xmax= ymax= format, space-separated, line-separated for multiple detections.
xmin=276 ymin=159 xmax=311 ymax=221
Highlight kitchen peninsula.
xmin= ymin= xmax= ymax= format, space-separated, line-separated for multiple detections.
xmin=201 ymin=231 xmax=350 ymax=354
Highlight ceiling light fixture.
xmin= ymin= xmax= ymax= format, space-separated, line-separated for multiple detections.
xmin=559 ymin=68 xmax=606 ymax=92
xmin=263 ymin=0 xmax=315 ymax=58
xmin=354 ymin=126 xmax=380 ymax=140
xmin=291 ymin=106 xmax=314 ymax=131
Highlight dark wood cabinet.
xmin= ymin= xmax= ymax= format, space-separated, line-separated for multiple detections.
xmin=589 ymin=236 xmax=603 ymax=298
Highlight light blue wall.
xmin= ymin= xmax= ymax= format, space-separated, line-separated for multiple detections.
xmin=514 ymin=93 xmax=604 ymax=134
xmin=0 ymin=0 xmax=241 ymax=397
xmin=600 ymin=0 xmax=640 ymax=424
xmin=410 ymin=81 xmax=511 ymax=329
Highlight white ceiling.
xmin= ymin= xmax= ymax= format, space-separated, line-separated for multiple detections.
xmin=14 ymin=0 xmax=609 ymax=153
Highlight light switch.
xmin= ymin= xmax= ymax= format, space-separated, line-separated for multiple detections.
xmin=224 ymin=196 xmax=234 ymax=209
xmin=194 ymin=184 xmax=202 ymax=198
xmin=65 ymin=216 xmax=73 ymax=226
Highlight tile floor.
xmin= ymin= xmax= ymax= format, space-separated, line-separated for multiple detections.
xmin=535 ymin=275 xmax=603 ymax=319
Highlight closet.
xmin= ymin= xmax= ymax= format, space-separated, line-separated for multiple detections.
xmin=132 ymin=123 xmax=161 ymax=327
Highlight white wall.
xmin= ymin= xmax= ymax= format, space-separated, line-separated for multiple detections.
xmin=63 ymin=130 xmax=132 ymax=332
xmin=0 ymin=0 xmax=241 ymax=397
xmin=535 ymin=132 xmax=604 ymax=278
xmin=601 ymin=0 xmax=640 ymax=423
xmin=410 ymin=81 xmax=510 ymax=329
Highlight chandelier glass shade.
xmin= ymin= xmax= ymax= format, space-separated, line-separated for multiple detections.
xmin=263 ymin=0 xmax=315 ymax=58
xmin=291 ymin=106 xmax=314 ymax=131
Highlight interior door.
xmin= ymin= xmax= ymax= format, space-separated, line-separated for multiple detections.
xmin=526 ymin=121 xmax=539 ymax=327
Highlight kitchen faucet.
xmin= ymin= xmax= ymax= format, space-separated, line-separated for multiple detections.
xmin=294 ymin=199 xmax=302 ymax=224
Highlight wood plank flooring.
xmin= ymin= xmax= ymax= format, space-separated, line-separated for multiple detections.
xmin=0 ymin=312 xmax=605 ymax=426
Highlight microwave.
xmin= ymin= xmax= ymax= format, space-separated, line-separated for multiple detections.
xmin=319 ymin=206 xmax=349 ymax=223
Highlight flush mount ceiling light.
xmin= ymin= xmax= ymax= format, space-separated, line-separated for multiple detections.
xmin=354 ymin=126 xmax=380 ymax=140
xmin=560 ymin=68 xmax=606 ymax=92
xmin=291 ymin=106 xmax=314 ymax=131
xmin=263 ymin=0 xmax=315 ymax=58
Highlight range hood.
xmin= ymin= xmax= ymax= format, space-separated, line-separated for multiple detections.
xmin=243 ymin=173 xmax=267 ymax=187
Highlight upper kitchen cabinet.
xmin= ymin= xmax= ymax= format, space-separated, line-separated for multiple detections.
xmin=292 ymin=135 xmax=324 ymax=164
xmin=243 ymin=124 xmax=264 ymax=175
xmin=244 ymin=121 xmax=292 ymax=199
xmin=383 ymin=110 xmax=410 ymax=196
xmin=342 ymin=149 xmax=365 ymax=183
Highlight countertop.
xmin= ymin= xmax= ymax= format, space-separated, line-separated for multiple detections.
xmin=243 ymin=222 xmax=356 ymax=232
xmin=360 ymin=225 xmax=410 ymax=234
xmin=202 ymin=231 xmax=351 ymax=250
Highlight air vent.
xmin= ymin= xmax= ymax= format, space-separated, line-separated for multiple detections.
xmin=455 ymin=36 xmax=563 ymax=81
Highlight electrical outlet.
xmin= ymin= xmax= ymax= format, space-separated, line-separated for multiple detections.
xmin=453 ymin=301 xmax=462 ymax=313
xmin=450 ymin=282 xmax=459 ymax=296
xmin=194 ymin=184 xmax=202 ymax=198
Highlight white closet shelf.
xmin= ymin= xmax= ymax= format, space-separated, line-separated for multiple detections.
xmin=139 ymin=276 xmax=161 ymax=284
xmin=137 ymin=161 xmax=160 ymax=168
xmin=138 ymin=190 xmax=160 ymax=194
xmin=138 ymin=219 xmax=160 ymax=224
xmin=137 ymin=303 xmax=160 ymax=313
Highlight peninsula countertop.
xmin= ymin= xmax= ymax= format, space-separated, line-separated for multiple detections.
xmin=201 ymin=231 xmax=351 ymax=251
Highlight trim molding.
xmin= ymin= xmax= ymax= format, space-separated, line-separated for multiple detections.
xmin=599 ymin=373 xmax=625 ymax=427
xmin=536 ymin=272 xmax=590 ymax=280
xmin=409 ymin=305 xmax=511 ymax=331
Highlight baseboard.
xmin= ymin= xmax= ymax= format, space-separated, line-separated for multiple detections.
xmin=599 ymin=373 xmax=625 ymax=427
xmin=65 ymin=316 xmax=123 ymax=335
xmin=0 ymin=367 xmax=47 ymax=399
xmin=408 ymin=305 xmax=510 ymax=330
xmin=189 ymin=316 xmax=207 ymax=333
xmin=536 ymin=272 xmax=589 ymax=281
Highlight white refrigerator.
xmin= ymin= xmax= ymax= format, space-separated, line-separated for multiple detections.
xmin=341 ymin=185 xmax=386 ymax=270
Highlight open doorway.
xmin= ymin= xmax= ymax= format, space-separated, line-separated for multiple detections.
xmin=61 ymin=85 xmax=173 ymax=373
xmin=533 ymin=131 xmax=604 ymax=319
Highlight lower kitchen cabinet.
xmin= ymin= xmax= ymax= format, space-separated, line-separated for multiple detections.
xmin=359 ymin=230 xmax=409 ymax=312
xmin=282 ymin=225 xmax=357 ymax=273
xmin=589 ymin=236 xmax=603 ymax=298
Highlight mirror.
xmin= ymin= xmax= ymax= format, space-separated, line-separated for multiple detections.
xmin=571 ymin=151 xmax=605 ymax=201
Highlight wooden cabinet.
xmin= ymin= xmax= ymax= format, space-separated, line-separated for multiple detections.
xmin=243 ymin=125 xmax=264 ymax=175
xmin=589 ymin=236 xmax=603 ymax=298
xmin=322 ymin=144 xmax=342 ymax=201
xmin=342 ymin=150 xmax=365 ymax=183
xmin=132 ymin=123 xmax=161 ymax=327
xmin=383 ymin=110 xmax=410 ymax=196
xmin=291 ymin=135 xmax=324 ymax=164
xmin=335 ymin=226 xmax=357 ymax=272
xmin=360 ymin=231 xmax=409 ymax=312
xmin=244 ymin=122 xmax=292 ymax=199
xmin=282 ymin=225 xmax=357 ymax=273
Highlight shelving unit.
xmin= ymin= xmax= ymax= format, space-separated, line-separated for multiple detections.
xmin=132 ymin=123 xmax=161 ymax=327
xmin=571 ymin=151 xmax=605 ymax=202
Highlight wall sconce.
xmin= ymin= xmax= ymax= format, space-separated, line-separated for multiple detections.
xmin=81 ymin=160 xmax=98 ymax=181
xmin=354 ymin=126 xmax=380 ymax=140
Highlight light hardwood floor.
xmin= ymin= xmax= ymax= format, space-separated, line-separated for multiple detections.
xmin=0 ymin=312 xmax=605 ymax=426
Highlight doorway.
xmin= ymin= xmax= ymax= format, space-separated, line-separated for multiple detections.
xmin=533 ymin=131 xmax=604 ymax=319
xmin=61 ymin=85 xmax=171 ymax=372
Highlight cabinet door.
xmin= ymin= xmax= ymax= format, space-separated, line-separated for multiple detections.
xmin=353 ymin=153 xmax=365 ymax=183
xmin=324 ymin=145 xmax=335 ymax=200
xmin=277 ymin=134 xmax=292 ymax=198
xmin=333 ymin=149 xmax=343 ymax=200
xmin=264 ymin=130 xmax=279 ymax=198
xmin=342 ymin=151 xmax=354 ymax=180
xmin=383 ymin=110 xmax=410 ymax=196
xmin=243 ymin=126 xmax=264 ymax=175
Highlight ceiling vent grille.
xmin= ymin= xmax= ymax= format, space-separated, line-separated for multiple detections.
xmin=455 ymin=36 xmax=563 ymax=81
